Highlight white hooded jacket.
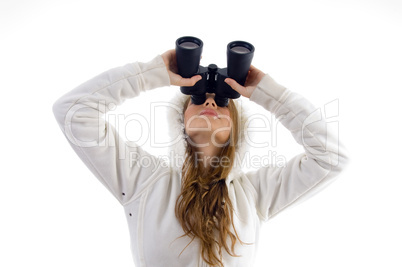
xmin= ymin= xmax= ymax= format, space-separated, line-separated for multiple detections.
xmin=53 ymin=55 xmax=349 ymax=266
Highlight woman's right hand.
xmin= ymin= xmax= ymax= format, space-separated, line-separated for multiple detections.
xmin=224 ymin=65 xmax=266 ymax=99
xmin=162 ymin=49 xmax=202 ymax=87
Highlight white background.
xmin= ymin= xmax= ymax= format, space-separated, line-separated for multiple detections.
xmin=1 ymin=0 xmax=401 ymax=266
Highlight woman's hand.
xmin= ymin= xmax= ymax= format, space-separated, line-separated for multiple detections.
xmin=161 ymin=49 xmax=202 ymax=87
xmin=224 ymin=65 xmax=266 ymax=98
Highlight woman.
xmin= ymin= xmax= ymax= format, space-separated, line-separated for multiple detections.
xmin=53 ymin=49 xmax=349 ymax=266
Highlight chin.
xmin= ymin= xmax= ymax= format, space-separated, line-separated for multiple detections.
xmin=186 ymin=128 xmax=230 ymax=147
xmin=211 ymin=132 xmax=231 ymax=146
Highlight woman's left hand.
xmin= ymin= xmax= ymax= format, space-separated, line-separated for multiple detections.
xmin=224 ymin=65 xmax=265 ymax=98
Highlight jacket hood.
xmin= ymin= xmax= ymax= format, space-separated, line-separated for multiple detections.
xmin=166 ymin=89 xmax=252 ymax=184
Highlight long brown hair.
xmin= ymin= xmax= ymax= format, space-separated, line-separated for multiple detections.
xmin=175 ymin=96 xmax=248 ymax=266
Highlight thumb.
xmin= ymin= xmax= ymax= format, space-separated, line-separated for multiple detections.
xmin=174 ymin=74 xmax=202 ymax=87
xmin=225 ymin=78 xmax=249 ymax=98
xmin=180 ymin=75 xmax=202 ymax=87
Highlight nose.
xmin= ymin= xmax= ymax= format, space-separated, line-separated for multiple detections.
xmin=203 ymin=95 xmax=217 ymax=108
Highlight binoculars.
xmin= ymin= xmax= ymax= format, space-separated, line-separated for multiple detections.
xmin=175 ymin=36 xmax=255 ymax=107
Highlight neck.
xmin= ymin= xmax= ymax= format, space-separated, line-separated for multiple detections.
xmin=192 ymin=143 xmax=223 ymax=171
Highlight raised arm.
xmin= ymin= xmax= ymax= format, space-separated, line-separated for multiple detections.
xmin=53 ymin=55 xmax=172 ymax=205
xmin=226 ymin=69 xmax=349 ymax=221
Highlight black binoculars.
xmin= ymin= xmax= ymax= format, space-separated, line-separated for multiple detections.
xmin=175 ymin=36 xmax=255 ymax=107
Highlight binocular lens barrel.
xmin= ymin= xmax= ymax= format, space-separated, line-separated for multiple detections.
xmin=176 ymin=36 xmax=203 ymax=78
xmin=227 ymin=41 xmax=255 ymax=85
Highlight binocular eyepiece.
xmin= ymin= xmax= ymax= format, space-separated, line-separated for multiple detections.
xmin=175 ymin=36 xmax=255 ymax=107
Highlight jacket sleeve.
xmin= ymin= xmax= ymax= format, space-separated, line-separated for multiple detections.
xmin=52 ymin=55 xmax=171 ymax=205
xmin=245 ymin=74 xmax=350 ymax=221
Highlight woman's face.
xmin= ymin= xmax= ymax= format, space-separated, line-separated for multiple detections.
xmin=184 ymin=93 xmax=232 ymax=147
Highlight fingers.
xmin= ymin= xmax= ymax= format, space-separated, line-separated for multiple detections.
xmin=225 ymin=78 xmax=245 ymax=93
xmin=225 ymin=78 xmax=248 ymax=97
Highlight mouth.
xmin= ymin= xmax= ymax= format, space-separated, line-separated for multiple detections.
xmin=199 ymin=109 xmax=218 ymax=117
